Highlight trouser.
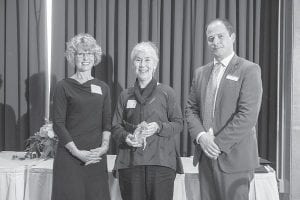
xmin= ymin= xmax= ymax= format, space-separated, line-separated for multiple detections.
xmin=198 ymin=154 xmax=254 ymax=200
xmin=118 ymin=165 xmax=176 ymax=200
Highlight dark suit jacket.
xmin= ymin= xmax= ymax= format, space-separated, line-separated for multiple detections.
xmin=185 ymin=55 xmax=262 ymax=173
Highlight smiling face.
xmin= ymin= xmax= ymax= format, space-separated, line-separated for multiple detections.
xmin=133 ymin=50 xmax=157 ymax=83
xmin=75 ymin=50 xmax=95 ymax=72
xmin=206 ymin=21 xmax=235 ymax=61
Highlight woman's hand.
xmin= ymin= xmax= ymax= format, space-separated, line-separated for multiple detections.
xmin=141 ymin=122 xmax=160 ymax=137
xmin=75 ymin=150 xmax=101 ymax=164
xmin=84 ymin=148 xmax=106 ymax=166
xmin=125 ymin=134 xmax=142 ymax=147
xmin=85 ymin=130 xmax=111 ymax=165
xmin=65 ymin=142 xmax=101 ymax=165
xmin=89 ymin=147 xmax=107 ymax=158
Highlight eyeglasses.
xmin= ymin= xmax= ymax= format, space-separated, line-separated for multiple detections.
xmin=76 ymin=52 xmax=94 ymax=58
xmin=134 ymin=57 xmax=153 ymax=65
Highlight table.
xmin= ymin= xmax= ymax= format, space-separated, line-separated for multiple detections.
xmin=0 ymin=151 xmax=279 ymax=200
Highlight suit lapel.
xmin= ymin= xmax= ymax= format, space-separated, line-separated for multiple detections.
xmin=215 ymin=55 xmax=240 ymax=110
xmin=193 ymin=63 xmax=213 ymax=165
xmin=200 ymin=63 xmax=214 ymax=117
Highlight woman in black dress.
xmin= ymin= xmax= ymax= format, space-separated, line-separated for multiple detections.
xmin=52 ymin=33 xmax=111 ymax=200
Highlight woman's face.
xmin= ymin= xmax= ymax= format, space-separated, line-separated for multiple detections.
xmin=75 ymin=50 xmax=95 ymax=72
xmin=133 ymin=51 xmax=157 ymax=83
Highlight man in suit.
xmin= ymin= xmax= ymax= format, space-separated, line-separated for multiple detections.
xmin=185 ymin=18 xmax=262 ymax=200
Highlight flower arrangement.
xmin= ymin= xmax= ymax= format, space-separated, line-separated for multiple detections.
xmin=25 ymin=122 xmax=58 ymax=159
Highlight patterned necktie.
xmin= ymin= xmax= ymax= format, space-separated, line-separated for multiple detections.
xmin=203 ymin=62 xmax=222 ymax=131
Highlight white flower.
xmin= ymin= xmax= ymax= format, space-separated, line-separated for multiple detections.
xmin=47 ymin=130 xmax=55 ymax=138
xmin=39 ymin=123 xmax=55 ymax=138
xmin=45 ymin=123 xmax=55 ymax=138
xmin=39 ymin=128 xmax=48 ymax=137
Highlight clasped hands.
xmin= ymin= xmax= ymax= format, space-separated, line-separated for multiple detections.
xmin=70 ymin=146 xmax=108 ymax=166
xmin=198 ymin=128 xmax=221 ymax=160
xmin=125 ymin=121 xmax=160 ymax=148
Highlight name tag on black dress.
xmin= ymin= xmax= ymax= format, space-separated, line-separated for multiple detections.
xmin=91 ymin=84 xmax=102 ymax=95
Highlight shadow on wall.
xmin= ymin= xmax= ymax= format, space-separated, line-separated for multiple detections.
xmin=0 ymin=74 xmax=17 ymax=151
xmin=92 ymin=54 xmax=123 ymax=154
xmin=16 ymin=72 xmax=57 ymax=150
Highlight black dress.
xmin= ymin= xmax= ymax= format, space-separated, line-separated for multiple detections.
xmin=52 ymin=78 xmax=111 ymax=200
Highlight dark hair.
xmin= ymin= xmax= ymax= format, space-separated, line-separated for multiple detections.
xmin=206 ymin=18 xmax=235 ymax=35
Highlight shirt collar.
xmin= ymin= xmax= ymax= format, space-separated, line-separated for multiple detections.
xmin=213 ymin=52 xmax=235 ymax=67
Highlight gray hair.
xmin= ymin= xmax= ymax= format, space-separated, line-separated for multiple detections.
xmin=130 ymin=41 xmax=159 ymax=65
xmin=65 ymin=33 xmax=102 ymax=66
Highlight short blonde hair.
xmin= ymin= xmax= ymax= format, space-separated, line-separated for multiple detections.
xmin=65 ymin=33 xmax=102 ymax=66
xmin=130 ymin=41 xmax=159 ymax=67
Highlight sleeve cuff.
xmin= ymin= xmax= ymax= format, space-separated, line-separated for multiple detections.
xmin=196 ymin=131 xmax=206 ymax=144
xmin=121 ymin=132 xmax=130 ymax=143
xmin=156 ymin=122 xmax=162 ymax=134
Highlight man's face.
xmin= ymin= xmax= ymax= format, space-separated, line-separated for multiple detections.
xmin=206 ymin=21 xmax=235 ymax=61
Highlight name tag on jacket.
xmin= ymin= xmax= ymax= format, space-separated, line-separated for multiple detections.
xmin=91 ymin=84 xmax=102 ymax=95
xmin=226 ymin=75 xmax=239 ymax=81
xmin=127 ymin=100 xmax=137 ymax=108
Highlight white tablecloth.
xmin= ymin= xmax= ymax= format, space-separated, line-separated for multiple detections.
xmin=0 ymin=151 xmax=279 ymax=200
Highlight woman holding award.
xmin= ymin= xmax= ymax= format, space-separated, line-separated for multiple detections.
xmin=112 ymin=41 xmax=183 ymax=200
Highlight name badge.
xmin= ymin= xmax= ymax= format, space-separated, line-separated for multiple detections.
xmin=91 ymin=84 xmax=102 ymax=95
xmin=226 ymin=75 xmax=239 ymax=81
xmin=127 ymin=100 xmax=137 ymax=108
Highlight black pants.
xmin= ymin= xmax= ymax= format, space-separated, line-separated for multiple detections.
xmin=118 ymin=165 xmax=176 ymax=200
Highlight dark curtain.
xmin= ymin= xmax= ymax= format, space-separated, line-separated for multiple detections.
xmin=0 ymin=0 xmax=48 ymax=150
xmin=258 ymin=0 xmax=279 ymax=167
xmin=0 ymin=0 xmax=278 ymax=165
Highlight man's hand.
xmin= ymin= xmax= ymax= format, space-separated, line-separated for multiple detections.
xmin=198 ymin=128 xmax=221 ymax=159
